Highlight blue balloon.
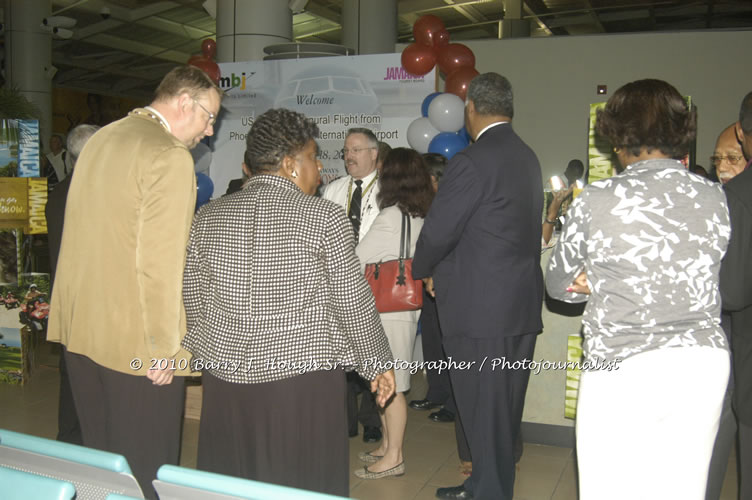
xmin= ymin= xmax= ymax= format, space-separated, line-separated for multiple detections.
xmin=428 ymin=132 xmax=468 ymax=160
xmin=459 ymin=125 xmax=472 ymax=144
xmin=421 ymin=92 xmax=442 ymax=118
xmin=195 ymin=172 xmax=214 ymax=211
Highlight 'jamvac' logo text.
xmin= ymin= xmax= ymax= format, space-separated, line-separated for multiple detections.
xmin=383 ymin=67 xmax=425 ymax=81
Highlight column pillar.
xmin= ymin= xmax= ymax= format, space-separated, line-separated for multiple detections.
xmin=500 ymin=0 xmax=530 ymax=38
xmin=3 ymin=0 xmax=52 ymax=144
xmin=342 ymin=0 xmax=397 ymax=55
xmin=216 ymin=0 xmax=292 ymax=62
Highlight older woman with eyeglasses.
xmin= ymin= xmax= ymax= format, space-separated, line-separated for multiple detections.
xmin=547 ymin=79 xmax=731 ymax=500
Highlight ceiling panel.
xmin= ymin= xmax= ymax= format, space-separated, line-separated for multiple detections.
xmin=0 ymin=0 xmax=746 ymax=99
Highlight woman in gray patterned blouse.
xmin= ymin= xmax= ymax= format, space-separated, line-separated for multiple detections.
xmin=546 ymin=79 xmax=730 ymax=500
xmin=181 ymin=108 xmax=395 ymax=496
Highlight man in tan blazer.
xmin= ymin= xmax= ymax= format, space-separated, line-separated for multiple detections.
xmin=47 ymin=66 xmax=221 ymax=499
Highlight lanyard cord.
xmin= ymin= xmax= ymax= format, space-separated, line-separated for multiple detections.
xmin=346 ymin=173 xmax=378 ymax=217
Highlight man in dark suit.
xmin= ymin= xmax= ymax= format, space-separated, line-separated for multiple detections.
xmin=45 ymin=123 xmax=100 ymax=446
xmin=47 ymin=125 xmax=101 ymax=286
xmin=721 ymin=90 xmax=752 ymax=500
xmin=413 ymin=73 xmax=543 ymax=500
xmin=224 ymin=175 xmax=247 ymax=195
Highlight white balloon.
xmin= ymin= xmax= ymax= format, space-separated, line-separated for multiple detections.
xmin=407 ymin=117 xmax=440 ymax=154
xmin=427 ymin=93 xmax=465 ymax=132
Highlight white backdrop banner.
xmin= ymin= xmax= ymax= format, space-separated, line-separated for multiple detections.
xmin=208 ymin=53 xmax=436 ymax=196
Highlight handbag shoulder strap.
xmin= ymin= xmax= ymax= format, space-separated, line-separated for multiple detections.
xmin=399 ymin=212 xmax=411 ymax=259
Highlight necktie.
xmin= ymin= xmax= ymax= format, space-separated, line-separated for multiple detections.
xmin=349 ymin=179 xmax=363 ymax=240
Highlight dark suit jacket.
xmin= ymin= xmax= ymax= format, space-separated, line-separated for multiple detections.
xmin=225 ymin=178 xmax=244 ymax=195
xmin=720 ymin=166 xmax=752 ymax=424
xmin=413 ymin=123 xmax=544 ymax=339
xmin=45 ymin=174 xmax=73 ymax=288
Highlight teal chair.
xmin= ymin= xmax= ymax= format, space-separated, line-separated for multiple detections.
xmin=154 ymin=464 xmax=350 ymax=500
xmin=1 ymin=464 xmax=76 ymax=500
xmin=0 ymin=428 xmax=143 ymax=499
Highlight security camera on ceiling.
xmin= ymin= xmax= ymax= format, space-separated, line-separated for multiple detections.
xmin=44 ymin=65 xmax=58 ymax=79
xmin=40 ymin=24 xmax=74 ymax=39
xmin=52 ymin=27 xmax=74 ymax=39
xmin=42 ymin=16 xmax=77 ymax=29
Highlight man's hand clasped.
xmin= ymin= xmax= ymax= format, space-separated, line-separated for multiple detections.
xmin=146 ymin=365 xmax=175 ymax=386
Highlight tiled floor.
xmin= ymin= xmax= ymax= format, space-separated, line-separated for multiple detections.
xmin=0 ymin=342 xmax=740 ymax=500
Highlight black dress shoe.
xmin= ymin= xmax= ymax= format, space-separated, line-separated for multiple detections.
xmin=362 ymin=426 xmax=382 ymax=443
xmin=436 ymin=484 xmax=473 ymax=499
xmin=408 ymin=398 xmax=442 ymax=411
xmin=429 ymin=408 xmax=455 ymax=423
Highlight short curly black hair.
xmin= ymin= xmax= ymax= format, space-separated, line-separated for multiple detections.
xmin=595 ymin=79 xmax=696 ymax=159
xmin=244 ymin=108 xmax=319 ymax=175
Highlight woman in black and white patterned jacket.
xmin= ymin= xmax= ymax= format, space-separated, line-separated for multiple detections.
xmin=181 ymin=108 xmax=395 ymax=497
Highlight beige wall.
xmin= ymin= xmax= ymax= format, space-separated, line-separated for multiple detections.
xmin=523 ymin=251 xmax=582 ymax=428
xmin=465 ymin=31 xmax=752 ymax=427
xmin=400 ymin=30 xmax=752 ymax=429
xmin=456 ymin=30 xmax=752 ymax=181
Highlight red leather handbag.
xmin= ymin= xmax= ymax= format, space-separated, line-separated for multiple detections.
xmin=365 ymin=213 xmax=423 ymax=313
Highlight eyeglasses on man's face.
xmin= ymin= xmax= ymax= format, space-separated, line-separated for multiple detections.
xmin=710 ymin=154 xmax=744 ymax=166
xmin=342 ymin=147 xmax=376 ymax=156
xmin=192 ymin=98 xmax=216 ymax=126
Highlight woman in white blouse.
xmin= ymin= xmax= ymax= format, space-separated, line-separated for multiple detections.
xmin=355 ymin=147 xmax=435 ymax=479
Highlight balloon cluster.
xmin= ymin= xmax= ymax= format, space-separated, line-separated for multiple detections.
xmin=407 ymin=93 xmax=470 ymax=159
xmin=400 ymin=15 xmax=479 ymax=100
xmin=403 ymin=15 xmax=479 ymax=159
xmin=188 ymin=39 xmax=221 ymax=85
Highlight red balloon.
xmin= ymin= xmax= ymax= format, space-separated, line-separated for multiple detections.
xmin=401 ymin=43 xmax=437 ymax=77
xmin=433 ymin=29 xmax=450 ymax=49
xmin=189 ymin=58 xmax=221 ymax=85
xmin=187 ymin=55 xmax=204 ymax=66
xmin=413 ymin=15 xmax=445 ymax=46
xmin=437 ymin=43 xmax=476 ymax=75
xmin=201 ymin=38 xmax=217 ymax=59
xmin=445 ymin=67 xmax=479 ymax=101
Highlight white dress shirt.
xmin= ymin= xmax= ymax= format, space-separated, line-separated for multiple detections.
xmin=321 ymin=169 xmax=380 ymax=241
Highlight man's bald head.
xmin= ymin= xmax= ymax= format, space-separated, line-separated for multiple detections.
xmin=714 ymin=123 xmax=746 ymax=184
